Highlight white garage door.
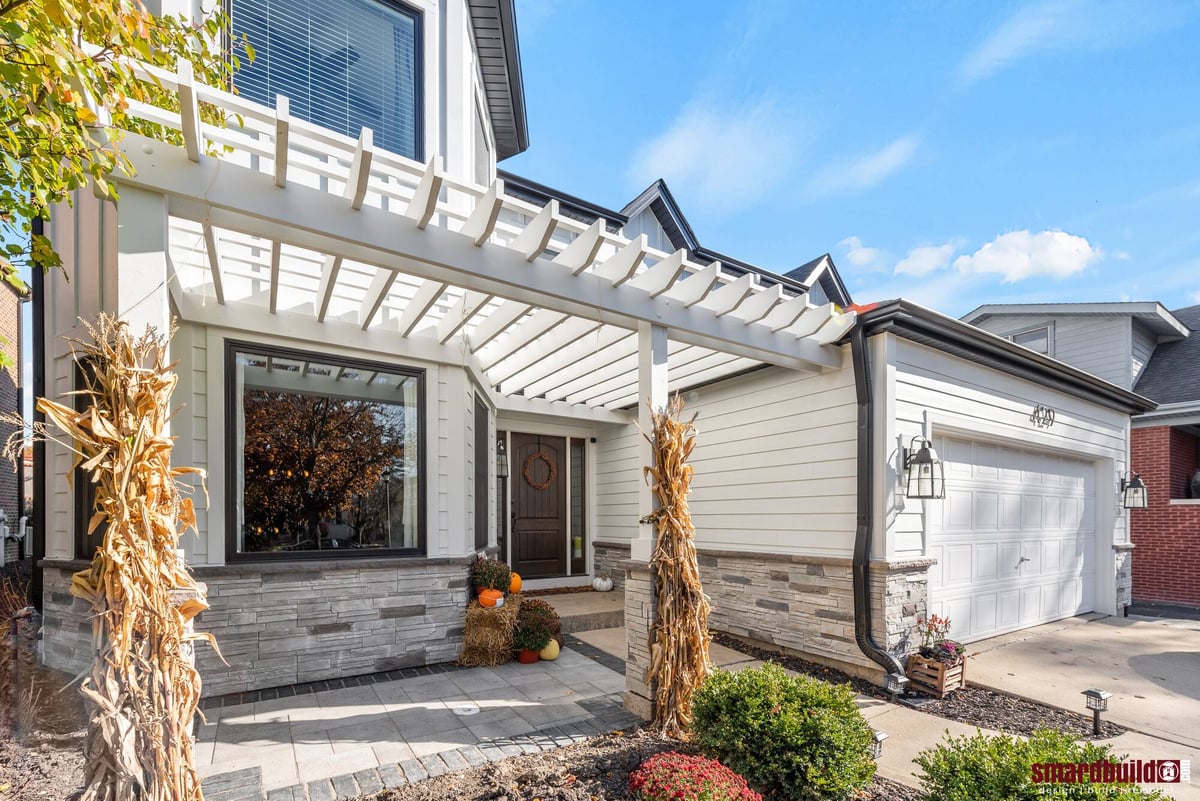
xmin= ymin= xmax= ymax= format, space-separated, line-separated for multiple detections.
xmin=927 ymin=435 xmax=1095 ymax=643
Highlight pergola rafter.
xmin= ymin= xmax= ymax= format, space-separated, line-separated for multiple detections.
xmin=134 ymin=59 xmax=854 ymax=416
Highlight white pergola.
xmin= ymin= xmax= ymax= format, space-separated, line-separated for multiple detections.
xmin=109 ymin=60 xmax=854 ymax=428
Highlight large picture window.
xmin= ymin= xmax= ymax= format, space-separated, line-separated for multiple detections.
xmin=230 ymin=0 xmax=423 ymax=160
xmin=226 ymin=343 xmax=425 ymax=558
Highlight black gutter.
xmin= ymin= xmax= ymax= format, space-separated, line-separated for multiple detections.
xmin=849 ymin=326 xmax=906 ymax=680
xmin=859 ymin=299 xmax=1157 ymax=415
xmin=497 ymin=169 xmax=628 ymax=230
xmin=30 ymin=216 xmax=45 ymax=610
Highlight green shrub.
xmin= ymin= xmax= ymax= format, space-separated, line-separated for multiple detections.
xmin=915 ymin=729 xmax=1173 ymax=801
xmin=691 ymin=663 xmax=875 ymax=801
xmin=630 ymin=752 xmax=762 ymax=801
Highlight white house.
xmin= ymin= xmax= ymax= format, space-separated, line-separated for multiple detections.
xmin=32 ymin=0 xmax=1154 ymax=704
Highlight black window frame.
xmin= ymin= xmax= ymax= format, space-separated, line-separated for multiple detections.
xmin=224 ymin=339 xmax=427 ymax=562
xmin=224 ymin=0 xmax=426 ymax=163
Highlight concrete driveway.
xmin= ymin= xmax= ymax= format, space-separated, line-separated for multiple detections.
xmin=968 ymin=614 xmax=1200 ymax=749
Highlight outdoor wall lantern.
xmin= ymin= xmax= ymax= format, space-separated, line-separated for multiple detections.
xmin=496 ymin=439 xmax=510 ymax=480
xmin=1119 ymin=472 xmax=1148 ymax=509
xmin=904 ymin=437 xmax=946 ymax=500
xmin=1082 ymin=688 xmax=1112 ymax=735
xmin=871 ymin=730 xmax=889 ymax=760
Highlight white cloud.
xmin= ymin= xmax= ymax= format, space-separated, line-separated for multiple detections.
xmin=839 ymin=236 xmax=886 ymax=268
xmin=626 ymin=98 xmax=800 ymax=214
xmin=894 ymin=242 xmax=959 ymax=277
xmin=952 ymin=230 xmax=1101 ymax=282
xmin=1191 ymin=289 xmax=1200 ymax=304
xmin=957 ymin=0 xmax=1188 ymax=86
xmin=810 ymin=136 xmax=920 ymax=197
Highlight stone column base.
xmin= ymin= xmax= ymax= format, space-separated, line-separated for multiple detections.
xmin=621 ymin=559 xmax=655 ymax=720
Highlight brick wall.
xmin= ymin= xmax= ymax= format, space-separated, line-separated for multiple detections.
xmin=1130 ymin=426 xmax=1200 ymax=607
xmin=44 ymin=557 xmax=474 ymax=696
xmin=0 ymin=286 xmax=21 ymax=534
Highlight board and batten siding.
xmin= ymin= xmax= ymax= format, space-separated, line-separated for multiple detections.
xmin=594 ymin=359 xmax=859 ymax=557
xmin=972 ymin=314 xmax=1135 ymax=389
xmin=882 ymin=335 xmax=1131 ymax=613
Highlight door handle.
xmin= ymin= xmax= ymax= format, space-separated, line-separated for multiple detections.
xmin=1018 ymin=556 xmax=1031 ymax=564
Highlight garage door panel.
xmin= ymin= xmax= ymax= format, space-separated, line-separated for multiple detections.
xmin=974 ymin=491 xmax=999 ymax=529
xmin=974 ymin=543 xmax=998 ymax=581
xmin=930 ymin=435 xmax=1096 ymax=642
xmin=945 ymin=545 xmax=973 ymax=586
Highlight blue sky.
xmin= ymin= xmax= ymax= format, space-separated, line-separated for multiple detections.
xmin=503 ymin=0 xmax=1200 ymax=317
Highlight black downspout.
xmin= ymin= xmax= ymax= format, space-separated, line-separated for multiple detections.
xmin=30 ymin=216 xmax=46 ymax=611
xmin=849 ymin=326 xmax=906 ymax=681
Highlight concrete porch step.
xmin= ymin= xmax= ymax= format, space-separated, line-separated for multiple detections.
xmin=538 ymin=590 xmax=624 ymax=634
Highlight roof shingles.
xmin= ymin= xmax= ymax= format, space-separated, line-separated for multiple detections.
xmin=1135 ymin=304 xmax=1200 ymax=405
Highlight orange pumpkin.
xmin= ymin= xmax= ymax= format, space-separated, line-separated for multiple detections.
xmin=509 ymin=572 xmax=522 ymax=594
xmin=478 ymin=589 xmax=504 ymax=608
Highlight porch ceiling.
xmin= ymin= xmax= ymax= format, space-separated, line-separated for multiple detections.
xmin=117 ymin=60 xmax=854 ymax=413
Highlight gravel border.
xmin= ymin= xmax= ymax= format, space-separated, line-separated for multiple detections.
xmin=711 ymin=632 xmax=1126 ymax=740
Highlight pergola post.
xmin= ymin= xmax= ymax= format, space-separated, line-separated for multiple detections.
xmin=625 ymin=322 xmax=667 ymax=719
xmin=115 ymin=187 xmax=172 ymax=337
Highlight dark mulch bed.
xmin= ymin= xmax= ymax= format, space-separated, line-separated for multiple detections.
xmin=712 ymin=632 xmax=1125 ymax=740
xmin=352 ymin=728 xmax=918 ymax=801
xmin=1 ymin=559 xmax=87 ymax=801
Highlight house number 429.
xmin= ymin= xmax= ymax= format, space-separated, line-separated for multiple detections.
xmin=1030 ymin=405 xmax=1055 ymax=428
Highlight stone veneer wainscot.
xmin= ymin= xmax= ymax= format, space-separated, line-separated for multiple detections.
xmin=42 ymin=556 xmax=473 ymax=696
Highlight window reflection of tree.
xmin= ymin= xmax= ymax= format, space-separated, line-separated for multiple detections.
xmin=242 ymin=391 xmax=406 ymax=552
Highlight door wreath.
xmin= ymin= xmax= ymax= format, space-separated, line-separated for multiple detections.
xmin=522 ymin=451 xmax=557 ymax=490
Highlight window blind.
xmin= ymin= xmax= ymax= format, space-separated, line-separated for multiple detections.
xmin=232 ymin=0 xmax=421 ymax=160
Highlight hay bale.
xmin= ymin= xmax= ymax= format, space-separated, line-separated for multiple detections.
xmin=459 ymin=593 xmax=521 ymax=667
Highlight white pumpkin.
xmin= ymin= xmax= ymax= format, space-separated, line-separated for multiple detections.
xmin=592 ymin=575 xmax=614 ymax=592
xmin=539 ymin=639 xmax=561 ymax=661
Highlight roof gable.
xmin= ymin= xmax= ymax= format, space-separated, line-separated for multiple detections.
xmin=1135 ymin=304 xmax=1200 ymax=405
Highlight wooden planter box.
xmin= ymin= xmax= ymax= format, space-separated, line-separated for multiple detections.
xmin=906 ymin=653 xmax=967 ymax=698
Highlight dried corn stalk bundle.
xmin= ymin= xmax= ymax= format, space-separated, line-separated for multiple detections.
xmin=24 ymin=316 xmax=212 ymax=801
xmin=642 ymin=395 xmax=711 ymax=738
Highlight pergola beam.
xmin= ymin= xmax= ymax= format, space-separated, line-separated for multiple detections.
xmin=360 ymin=268 xmax=397 ymax=330
xmin=315 ymin=255 xmax=343 ymax=322
xmin=405 ymin=159 xmax=443 ymax=229
xmin=460 ymin=179 xmax=504 ymax=246
xmin=274 ymin=95 xmax=290 ymax=188
xmin=553 ymin=218 xmax=605 ymax=275
xmin=176 ymin=59 xmax=201 ymax=163
xmin=202 ymin=223 xmax=225 ymax=303
xmin=396 ymin=280 xmax=445 ymax=337
xmin=268 ymin=240 xmax=281 ymax=313
xmin=118 ymin=133 xmax=844 ymax=372
xmin=437 ymin=290 xmax=492 ymax=343
xmin=344 ymin=129 xmax=374 ymax=210
xmin=498 ymin=324 xmax=628 ymax=396
xmin=509 ymin=199 xmax=558 ymax=261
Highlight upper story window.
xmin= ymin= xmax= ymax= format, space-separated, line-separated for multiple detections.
xmin=231 ymin=0 xmax=423 ymax=161
xmin=1009 ymin=325 xmax=1052 ymax=356
xmin=226 ymin=342 xmax=425 ymax=559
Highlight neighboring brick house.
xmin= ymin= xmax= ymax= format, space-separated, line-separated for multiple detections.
xmin=964 ymin=302 xmax=1200 ymax=611
xmin=0 ymin=283 xmax=22 ymax=564
xmin=1127 ymin=304 xmax=1200 ymax=610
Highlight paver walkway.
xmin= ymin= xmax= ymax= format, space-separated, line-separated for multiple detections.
xmin=198 ymin=642 xmax=637 ymax=801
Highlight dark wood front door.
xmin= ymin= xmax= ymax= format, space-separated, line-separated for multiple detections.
xmin=510 ymin=433 xmax=567 ymax=578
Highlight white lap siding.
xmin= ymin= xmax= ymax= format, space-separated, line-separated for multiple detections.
xmin=884 ymin=335 xmax=1132 ymax=619
xmin=593 ymin=356 xmax=859 ymax=558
